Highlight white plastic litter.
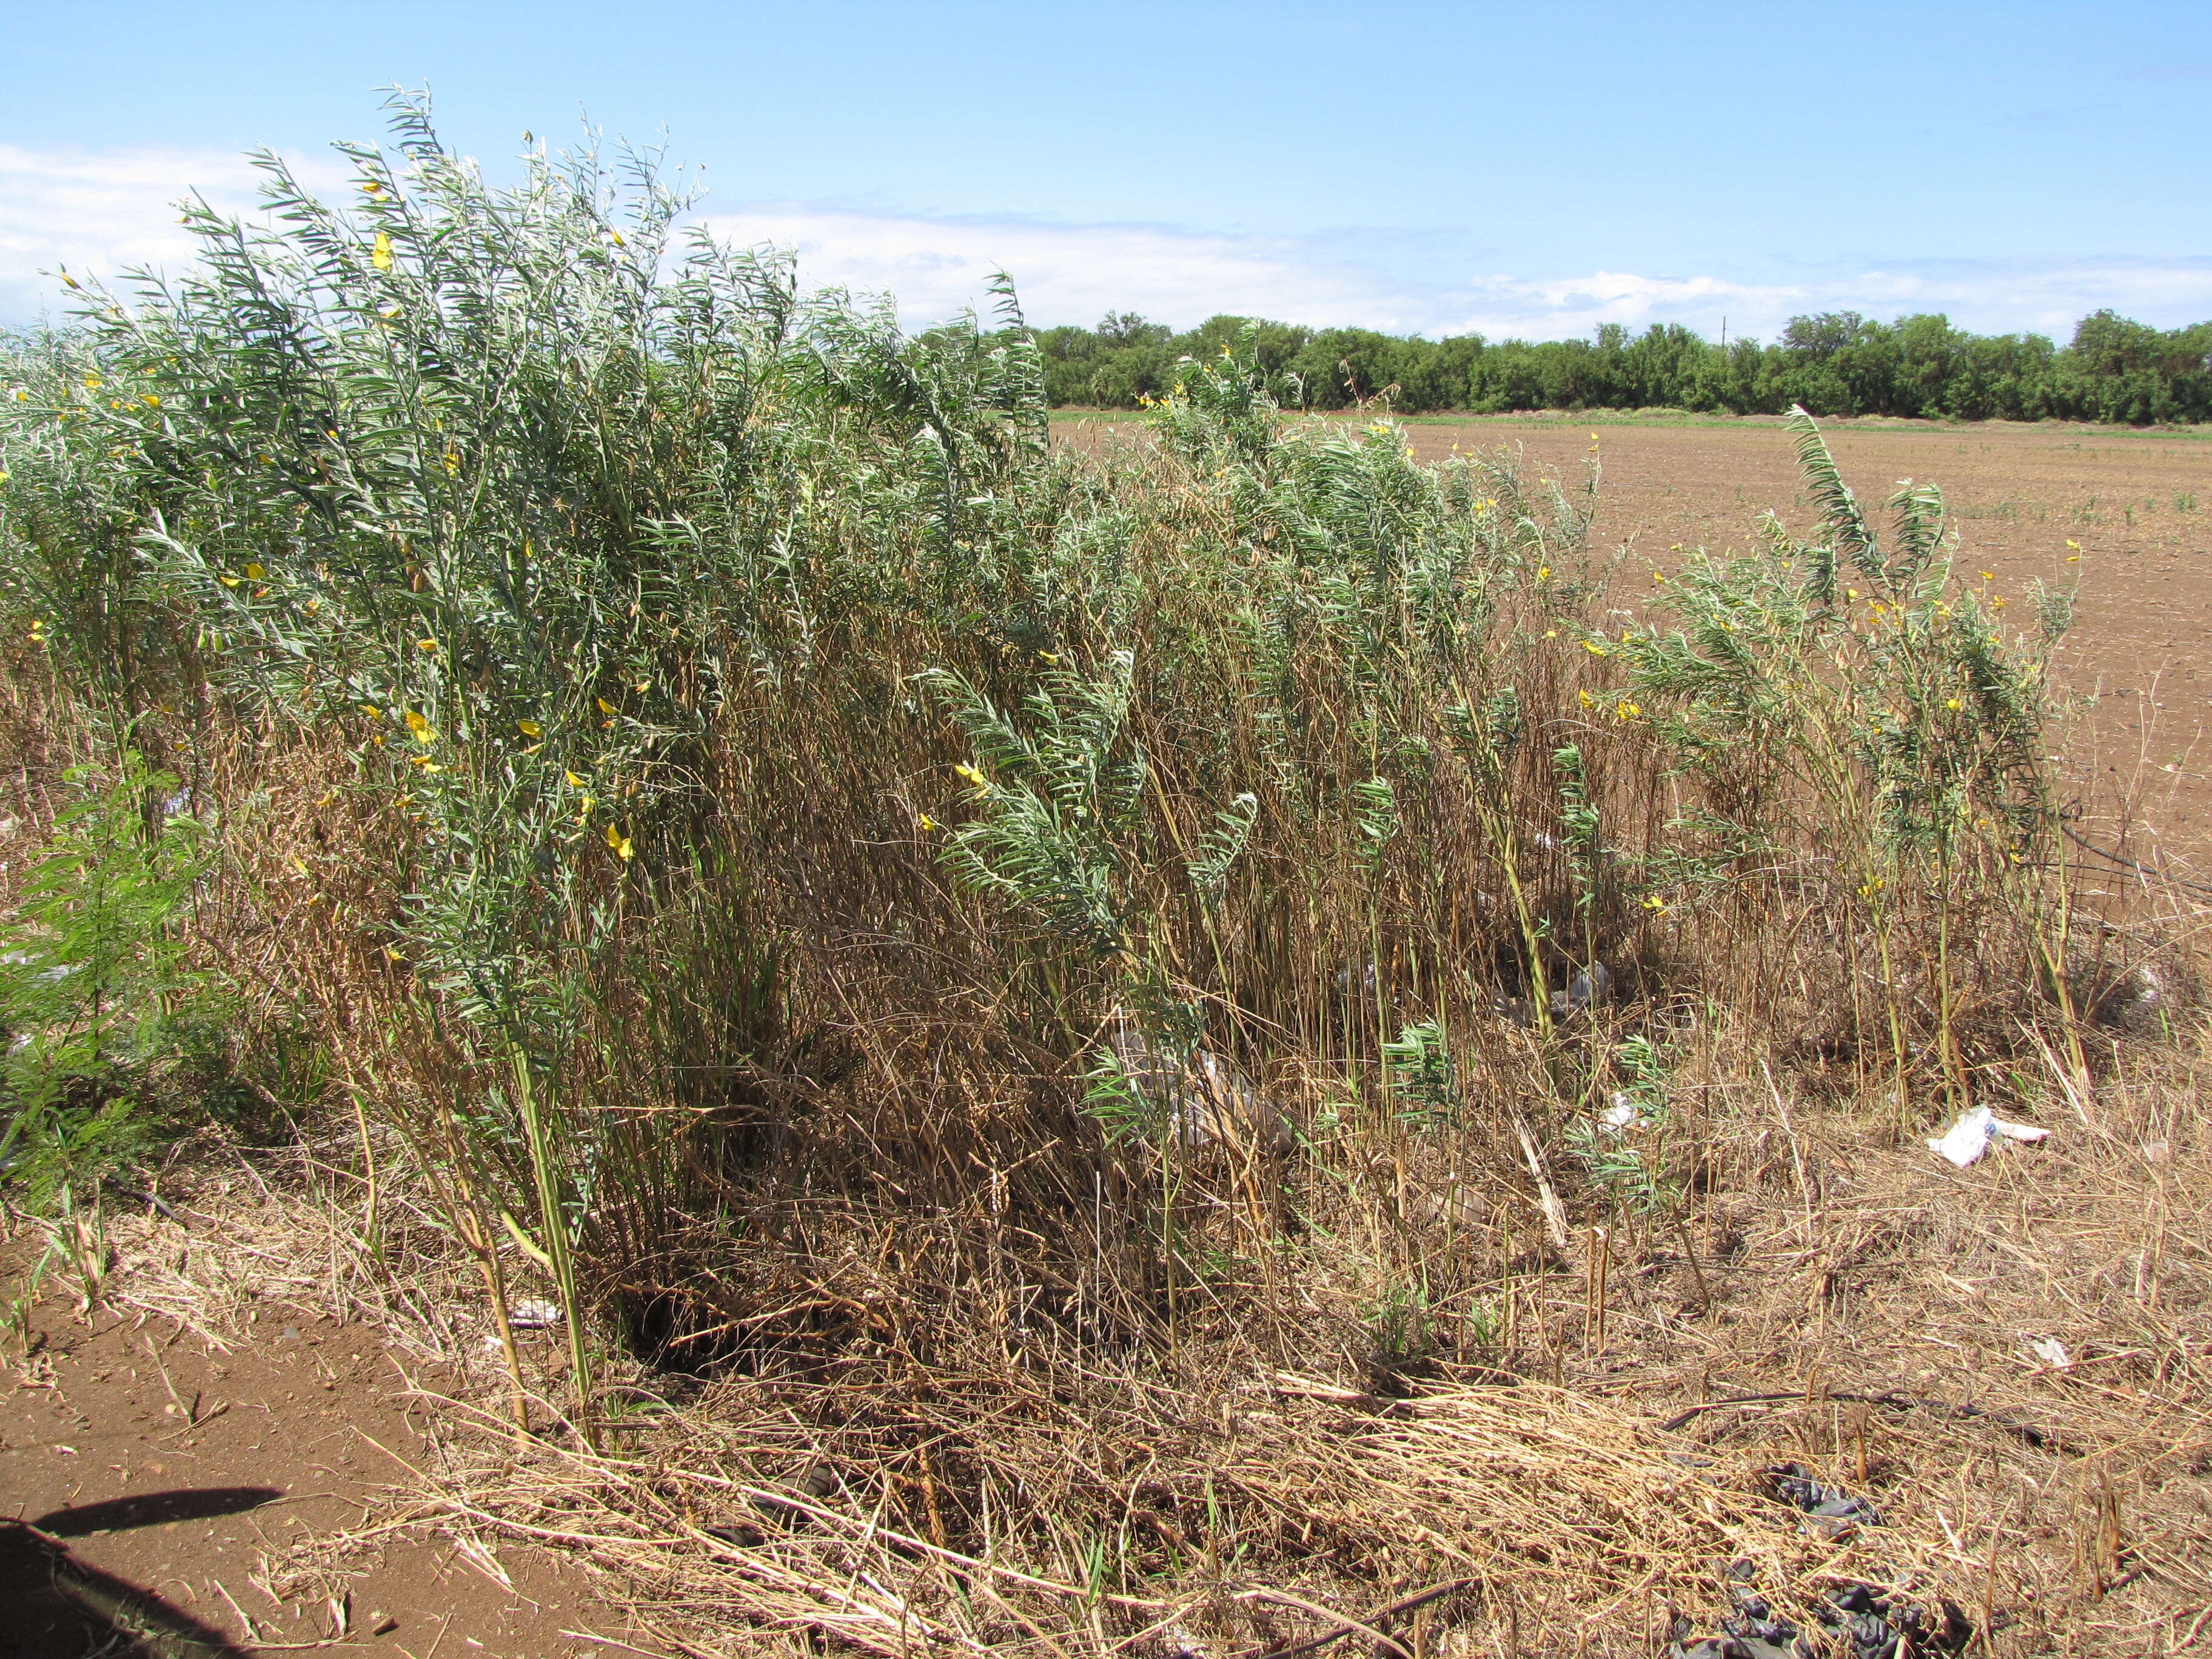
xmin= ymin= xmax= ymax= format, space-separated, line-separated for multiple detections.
xmin=1598 ymin=1092 xmax=1646 ymax=1132
xmin=1549 ymin=962 xmax=1614 ymax=1016
xmin=2029 ymin=1336 xmax=2072 ymax=1369
xmin=509 ymin=1298 xmax=562 ymax=1328
xmin=1926 ymin=1105 xmax=2051 ymax=1168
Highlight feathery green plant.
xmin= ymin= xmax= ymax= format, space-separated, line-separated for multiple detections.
xmin=0 ymin=753 xmax=211 ymax=1206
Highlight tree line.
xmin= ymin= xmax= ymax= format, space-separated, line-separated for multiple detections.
xmin=1033 ymin=307 xmax=2212 ymax=424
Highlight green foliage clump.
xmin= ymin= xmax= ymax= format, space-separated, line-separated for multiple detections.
xmin=0 ymin=754 xmax=215 ymax=1205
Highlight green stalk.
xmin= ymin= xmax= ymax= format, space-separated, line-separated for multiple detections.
xmin=510 ymin=1047 xmax=597 ymax=1452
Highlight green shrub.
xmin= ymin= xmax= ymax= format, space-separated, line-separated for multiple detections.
xmin=0 ymin=752 xmax=214 ymax=1205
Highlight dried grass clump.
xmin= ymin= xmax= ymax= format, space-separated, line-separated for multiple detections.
xmin=38 ymin=1022 xmax=2210 ymax=1657
xmin=396 ymin=1363 xmax=1920 ymax=1658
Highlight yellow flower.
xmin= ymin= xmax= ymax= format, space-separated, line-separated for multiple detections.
xmin=608 ymin=228 xmax=626 ymax=247
xmin=1535 ymin=565 xmax=1550 ymax=581
xmin=360 ymin=703 xmax=381 ymax=716
xmin=218 ymin=575 xmax=241 ymax=588
xmin=606 ymin=823 xmax=634 ymax=860
xmin=565 ymin=769 xmax=585 ymax=786
xmin=1580 ymin=640 xmax=1608 ymax=656
xmin=917 ymin=813 xmax=938 ymax=831
xmin=1642 ymin=894 xmax=1668 ymax=913
xmin=1578 ymin=689 xmax=1595 ymax=708
xmin=1979 ymin=571 xmax=1994 ymax=582
xmin=441 ymin=449 xmax=459 ymax=474
xmin=417 ymin=636 xmax=437 ymax=651
xmin=142 ymin=394 xmax=159 ymax=407
xmin=954 ymin=762 xmax=990 ymax=789
xmin=2066 ymin=539 xmax=2080 ymax=549
xmin=1615 ymin=699 xmax=1640 ymax=721
xmin=82 ymin=374 xmax=102 ymax=390
xmin=517 ymin=719 xmax=543 ymax=737
xmin=1038 ymin=651 xmax=1060 ymax=663
xmin=1543 ymin=629 xmax=1558 ymax=638
xmin=403 ymin=709 xmax=434 ymax=743
xmin=1946 ymin=698 xmax=1962 ymax=709
xmin=596 ymin=697 xmax=616 ymax=715
xmin=371 ymin=230 xmax=393 ymax=270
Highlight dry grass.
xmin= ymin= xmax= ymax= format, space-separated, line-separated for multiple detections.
xmin=38 ymin=1007 xmax=2206 ymax=1659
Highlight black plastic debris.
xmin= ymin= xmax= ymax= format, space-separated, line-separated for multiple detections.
xmin=1766 ymin=1460 xmax=1885 ymax=1538
xmin=1819 ymin=1584 xmax=1907 ymax=1659
xmin=1670 ymin=1588 xmax=1799 ymax=1659
xmin=1669 ymin=1576 xmax=1954 ymax=1659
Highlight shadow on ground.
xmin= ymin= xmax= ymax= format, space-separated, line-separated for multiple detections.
xmin=1 ymin=1488 xmax=278 ymax=1659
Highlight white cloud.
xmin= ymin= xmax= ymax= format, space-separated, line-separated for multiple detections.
xmin=0 ymin=145 xmax=263 ymax=321
xmin=4 ymin=144 xmax=2209 ymax=344
xmin=697 ymin=205 xmax=2212 ymax=342
xmin=695 ymin=205 xmax=1415 ymax=332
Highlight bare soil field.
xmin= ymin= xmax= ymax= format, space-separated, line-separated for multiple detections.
xmin=3 ymin=1199 xmax=638 ymax=1659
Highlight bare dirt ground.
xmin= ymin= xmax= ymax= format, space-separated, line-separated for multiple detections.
xmin=1 ymin=1191 xmax=655 ymax=1659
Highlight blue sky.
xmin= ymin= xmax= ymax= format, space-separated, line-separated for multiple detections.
xmin=3 ymin=0 xmax=2208 ymax=339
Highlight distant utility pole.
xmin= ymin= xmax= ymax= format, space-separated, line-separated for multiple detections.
xmin=1720 ymin=316 xmax=1728 ymax=351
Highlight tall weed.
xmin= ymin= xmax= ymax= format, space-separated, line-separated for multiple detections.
xmin=0 ymin=103 xmax=2093 ymax=1456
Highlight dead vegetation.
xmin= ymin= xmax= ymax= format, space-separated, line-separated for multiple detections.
xmin=27 ymin=1006 xmax=2204 ymax=1658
